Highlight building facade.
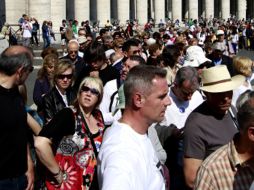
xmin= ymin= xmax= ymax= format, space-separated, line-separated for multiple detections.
xmin=1 ymin=0 xmax=254 ymax=30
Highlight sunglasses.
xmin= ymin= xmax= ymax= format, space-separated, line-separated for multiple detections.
xmin=57 ymin=74 xmax=73 ymax=80
xmin=69 ymin=50 xmax=78 ymax=54
xmin=80 ymin=86 xmax=100 ymax=96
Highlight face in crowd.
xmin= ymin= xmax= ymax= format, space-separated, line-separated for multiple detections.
xmin=67 ymin=41 xmax=79 ymax=61
xmin=120 ymin=58 xmax=140 ymax=81
xmin=205 ymin=90 xmax=233 ymax=115
xmin=78 ymin=77 xmax=103 ymax=110
xmin=55 ymin=67 xmax=73 ymax=93
xmin=141 ymin=76 xmax=171 ymax=123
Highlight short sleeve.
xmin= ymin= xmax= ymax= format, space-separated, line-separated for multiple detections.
xmin=39 ymin=108 xmax=75 ymax=140
xmin=183 ymin=114 xmax=206 ymax=160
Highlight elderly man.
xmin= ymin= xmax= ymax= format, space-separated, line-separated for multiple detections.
xmin=183 ymin=65 xmax=245 ymax=188
xmin=99 ymin=55 xmax=145 ymax=126
xmin=61 ymin=39 xmax=85 ymax=77
xmin=155 ymin=66 xmax=204 ymax=190
xmin=194 ymin=90 xmax=254 ymax=190
xmin=0 ymin=46 xmax=34 ymax=189
xmin=98 ymin=65 xmax=171 ymax=190
xmin=207 ymin=42 xmax=234 ymax=76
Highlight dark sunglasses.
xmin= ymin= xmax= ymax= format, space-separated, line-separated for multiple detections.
xmin=69 ymin=50 xmax=78 ymax=54
xmin=57 ymin=74 xmax=73 ymax=80
xmin=80 ymin=86 xmax=100 ymax=96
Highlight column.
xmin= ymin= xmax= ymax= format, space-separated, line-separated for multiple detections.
xmin=189 ymin=0 xmax=198 ymax=20
xmin=117 ymin=0 xmax=130 ymax=25
xmin=172 ymin=0 xmax=182 ymax=21
xmin=155 ymin=0 xmax=165 ymax=24
xmin=136 ymin=0 xmax=148 ymax=25
xmin=205 ymin=0 xmax=214 ymax=19
xmin=5 ymin=0 xmax=27 ymax=24
xmin=75 ymin=0 xmax=89 ymax=22
xmin=51 ymin=0 xmax=66 ymax=32
xmin=221 ymin=0 xmax=230 ymax=19
xmin=150 ymin=0 xmax=155 ymax=19
xmin=237 ymin=0 xmax=247 ymax=20
xmin=29 ymin=0 xmax=51 ymax=24
xmin=184 ymin=0 xmax=189 ymax=20
xmin=97 ymin=0 xmax=111 ymax=26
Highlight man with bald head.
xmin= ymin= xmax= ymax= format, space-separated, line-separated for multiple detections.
xmin=0 ymin=45 xmax=34 ymax=189
xmin=61 ymin=39 xmax=85 ymax=77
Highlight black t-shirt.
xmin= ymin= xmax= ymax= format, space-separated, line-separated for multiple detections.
xmin=73 ymin=64 xmax=120 ymax=92
xmin=0 ymin=85 xmax=28 ymax=179
xmin=39 ymin=108 xmax=75 ymax=144
xmin=60 ymin=26 xmax=66 ymax=40
xmin=184 ymin=101 xmax=238 ymax=160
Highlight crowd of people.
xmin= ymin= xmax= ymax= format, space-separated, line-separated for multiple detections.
xmin=0 ymin=15 xmax=254 ymax=190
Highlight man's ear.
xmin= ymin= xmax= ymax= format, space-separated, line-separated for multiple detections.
xmin=16 ymin=66 xmax=24 ymax=78
xmin=123 ymin=51 xmax=128 ymax=58
xmin=248 ymin=127 xmax=254 ymax=142
xmin=133 ymin=93 xmax=144 ymax=108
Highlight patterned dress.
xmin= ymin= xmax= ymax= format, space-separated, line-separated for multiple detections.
xmin=46 ymin=108 xmax=104 ymax=190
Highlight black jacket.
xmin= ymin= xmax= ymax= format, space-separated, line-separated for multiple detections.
xmin=207 ymin=54 xmax=235 ymax=76
xmin=42 ymin=86 xmax=76 ymax=122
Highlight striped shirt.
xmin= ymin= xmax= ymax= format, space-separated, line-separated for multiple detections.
xmin=194 ymin=136 xmax=254 ymax=190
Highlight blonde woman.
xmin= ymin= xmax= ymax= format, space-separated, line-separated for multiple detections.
xmin=232 ymin=56 xmax=253 ymax=107
xmin=33 ymin=53 xmax=58 ymax=119
xmin=42 ymin=59 xmax=76 ymax=122
xmin=35 ymin=77 xmax=105 ymax=190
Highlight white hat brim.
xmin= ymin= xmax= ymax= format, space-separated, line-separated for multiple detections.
xmin=200 ymin=75 xmax=245 ymax=93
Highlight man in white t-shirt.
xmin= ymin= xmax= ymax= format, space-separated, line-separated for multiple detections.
xmin=98 ymin=65 xmax=171 ymax=190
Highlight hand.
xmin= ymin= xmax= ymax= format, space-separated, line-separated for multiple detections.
xmin=25 ymin=162 xmax=34 ymax=190
xmin=54 ymin=170 xmax=63 ymax=185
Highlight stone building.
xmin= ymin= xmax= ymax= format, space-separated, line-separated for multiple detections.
xmin=0 ymin=0 xmax=254 ymax=30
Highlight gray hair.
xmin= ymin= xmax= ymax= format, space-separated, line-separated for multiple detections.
xmin=174 ymin=66 xmax=199 ymax=90
xmin=124 ymin=65 xmax=167 ymax=106
xmin=237 ymin=90 xmax=254 ymax=132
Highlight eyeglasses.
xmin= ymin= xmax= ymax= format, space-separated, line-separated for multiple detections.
xmin=80 ymin=86 xmax=100 ymax=96
xmin=69 ymin=50 xmax=78 ymax=54
xmin=57 ymin=74 xmax=73 ymax=80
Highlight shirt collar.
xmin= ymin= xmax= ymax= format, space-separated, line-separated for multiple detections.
xmin=228 ymin=134 xmax=254 ymax=171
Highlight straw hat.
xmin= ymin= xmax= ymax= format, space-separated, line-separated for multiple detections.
xmin=200 ymin=65 xmax=245 ymax=93
xmin=183 ymin=46 xmax=211 ymax=67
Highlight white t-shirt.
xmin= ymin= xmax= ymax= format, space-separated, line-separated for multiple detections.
xmin=22 ymin=22 xmax=32 ymax=38
xmin=98 ymin=121 xmax=165 ymax=190
xmin=159 ymin=88 xmax=204 ymax=129
xmin=99 ymin=79 xmax=121 ymax=125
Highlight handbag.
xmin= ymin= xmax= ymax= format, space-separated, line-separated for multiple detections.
xmin=45 ymin=110 xmax=102 ymax=190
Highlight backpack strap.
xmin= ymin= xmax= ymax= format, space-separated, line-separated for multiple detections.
xmin=229 ymin=107 xmax=239 ymax=130
xmin=109 ymin=78 xmax=122 ymax=112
